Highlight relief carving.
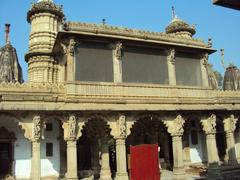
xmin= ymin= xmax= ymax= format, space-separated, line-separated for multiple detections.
xmin=224 ymin=114 xmax=238 ymax=133
xmin=60 ymin=38 xmax=76 ymax=56
xmin=33 ymin=115 xmax=41 ymax=141
xmin=201 ymin=114 xmax=216 ymax=134
xmin=201 ymin=53 xmax=209 ymax=67
xmin=167 ymin=48 xmax=175 ymax=64
xmin=114 ymin=42 xmax=123 ymax=60
xmin=118 ymin=114 xmax=127 ymax=138
xmin=164 ymin=115 xmax=185 ymax=136
xmin=69 ymin=114 xmax=77 ymax=138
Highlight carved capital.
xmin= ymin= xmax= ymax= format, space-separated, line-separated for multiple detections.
xmin=117 ymin=114 xmax=127 ymax=138
xmin=167 ymin=48 xmax=175 ymax=64
xmin=114 ymin=41 xmax=123 ymax=60
xmin=223 ymin=114 xmax=238 ymax=134
xmin=201 ymin=114 xmax=217 ymax=135
xmin=60 ymin=38 xmax=77 ymax=56
xmin=164 ymin=115 xmax=185 ymax=136
xmin=63 ymin=114 xmax=78 ymax=141
xmin=32 ymin=115 xmax=42 ymax=142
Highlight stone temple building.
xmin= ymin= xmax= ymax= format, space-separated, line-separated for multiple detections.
xmin=1 ymin=0 xmax=240 ymax=179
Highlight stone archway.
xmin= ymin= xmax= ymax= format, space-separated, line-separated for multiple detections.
xmin=0 ymin=127 xmax=16 ymax=178
xmin=127 ymin=114 xmax=173 ymax=170
xmin=77 ymin=115 xmax=114 ymax=179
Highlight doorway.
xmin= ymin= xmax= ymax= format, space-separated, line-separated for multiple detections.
xmin=0 ymin=142 xmax=13 ymax=177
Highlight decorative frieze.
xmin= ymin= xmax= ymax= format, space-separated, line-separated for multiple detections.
xmin=201 ymin=114 xmax=217 ymax=135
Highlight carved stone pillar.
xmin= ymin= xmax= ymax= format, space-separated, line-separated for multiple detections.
xmin=115 ymin=114 xmax=128 ymax=180
xmin=100 ymin=137 xmax=112 ymax=180
xmin=200 ymin=53 xmax=209 ymax=87
xmin=223 ymin=115 xmax=238 ymax=165
xmin=61 ymin=38 xmax=76 ymax=81
xmin=164 ymin=115 xmax=185 ymax=179
xmin=235 ymin=125 xmax=240 ymax=162
xmin=201 ymin=114 xmax=219 ymax=165
xmin=63 ymin=114 xmax=78 ymax=180
xmin=113 ymin=42 xmax=123 ymax=83
xmin=31 ymin=115 xmax=42 ymax=180
xmin=167 ymin=48 xmax=176 ymax=85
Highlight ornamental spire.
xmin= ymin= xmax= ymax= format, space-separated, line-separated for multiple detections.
xmin=171 ymin=6 xmax=176 ymax=19
xmin=38 ymin=0 xmax=53 ymax=2
xmin=5 ymin=24 xmax=10 ymax=45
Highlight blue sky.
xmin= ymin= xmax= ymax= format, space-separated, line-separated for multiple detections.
xmin=0 ymin=0 xmax=240 ymax=81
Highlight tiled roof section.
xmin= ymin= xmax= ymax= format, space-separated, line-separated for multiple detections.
xmin=63 ymin=21 xmax=209 ymax=48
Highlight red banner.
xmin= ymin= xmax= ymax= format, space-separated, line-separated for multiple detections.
xmin=130 ymin=144 xmax=160 ymax=180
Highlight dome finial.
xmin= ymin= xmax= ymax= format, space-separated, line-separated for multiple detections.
xmin=38 ymin=0 xmax=53 ymax=2
xmin=4 ymin=24 xmax=10 ymax=45
xmin=171 ymin=6 xmax=177 ymax=20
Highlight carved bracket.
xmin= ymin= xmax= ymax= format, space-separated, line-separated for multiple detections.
xmin=62 ymin=114 xmax=78 ymax=141
xmin=114 ymin=41 xmax=123 ymax=60
xmin=116 ymin=114 xmax=127 ymax=138
xmin=200 ymin=114 xmax=216 ymax=135
xmin=163 ymin=115 xmax=185 ymax=136
xmin=167 ymin=48 xmax=175 ymax=64
xmin=60 ymin=38 xmax=77 ymax=56
xmin=200 ymin=53 xmax=209 ymax=67
xmin=224 ymin=114 xmax=238 ymax=134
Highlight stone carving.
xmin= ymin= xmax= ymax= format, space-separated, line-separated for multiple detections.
xmin=201 ymin=114 xmax=216 ymax=134
xmin=224 ymin=114 xmax=238 ymax=133
xmin=164 ymin=115 xmax=185 ymax=136
xmin=167 ymin=48 xmax=175 ymax=64
xmin=69 ymin=114 xmax=76 ymax=138
xmin=115 ymin=42 xmax=123 ymax=60
xmin=118 ymin=114 xmax=127 ymax=138
xmin=201 ymin=53 xmax=209 ymax=67
xmin=60 ymin=38 xmax=76 ymax=56
xmin=33 ymin=115 xmax=41 ymax=141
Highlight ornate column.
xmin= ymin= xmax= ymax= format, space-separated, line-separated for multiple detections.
xmin=200 ymin=114 xmax=219 ymax=165
xmin=61 ymin=38 xmax=76 ymax=81
xmin=115 ymin=114 xmax=129 ymax=180
xmin=223 ymin=114 xmax=238 ymax=165
xmin=235 ymin=122 xmax=240 ymax=162
xmin=63 ymin=114 xmax=78 ymax=180
xmin=31 ymin=115 xmax=42 ymax=180
xmin=167 ymin=48 xmax=176 ymax=85
xmin=100 ymin=137 xmax=112 ymax=180
xmin=112 ymin=42 xmax=123 ymax=83
xmin=164 ymin=115 xmax=185 ymax=179
xmin=200 ymin=53 xmax=209 ymax=87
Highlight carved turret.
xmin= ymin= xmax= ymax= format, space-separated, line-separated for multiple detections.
xmin=0 ymin=24 xmax=23 ymax=83
xmin=25 ymin=0 xmax=65 ymax=82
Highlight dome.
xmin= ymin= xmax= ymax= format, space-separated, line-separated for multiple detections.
xmin=223 ymin=64 xmax=240 ymax=91
xmin=0 ymin=44 xmax=23 ymax=83
xmin=165 ymin=17 xmax=196 ymax=37
xmin=27 ymin=0 xmax=64 ymax=23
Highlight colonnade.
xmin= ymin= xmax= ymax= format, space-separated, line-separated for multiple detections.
xmin=27 ymin=112 xmax=240 ymax=180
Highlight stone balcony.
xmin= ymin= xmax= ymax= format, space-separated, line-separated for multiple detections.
xmin=0 ymin=82 xmax=240 ymax=111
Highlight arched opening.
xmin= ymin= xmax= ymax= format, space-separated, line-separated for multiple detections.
xmin=77 ymin=116 xmax=115 ymax=179
xmin=0 ymin=127 xmax=15 ymax=178
xmin=126 ymin=114 xmax=173 ymax=171
xmin=216 ymin=117 xmax=226 ymax=162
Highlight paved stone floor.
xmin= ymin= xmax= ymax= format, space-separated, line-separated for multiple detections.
xmin=161 ymin=170 xmax=202 ymax=180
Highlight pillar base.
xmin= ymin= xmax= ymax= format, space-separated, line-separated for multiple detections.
xmin=173 ymin=167 xmax=185 ymax=180
xmin=100 ymin=169 xmax=112 ymax=180
xmin=115 ymin=172 xmax=129 ymax=180
xmin=65 ymin=173 xmax=78 ymax=180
